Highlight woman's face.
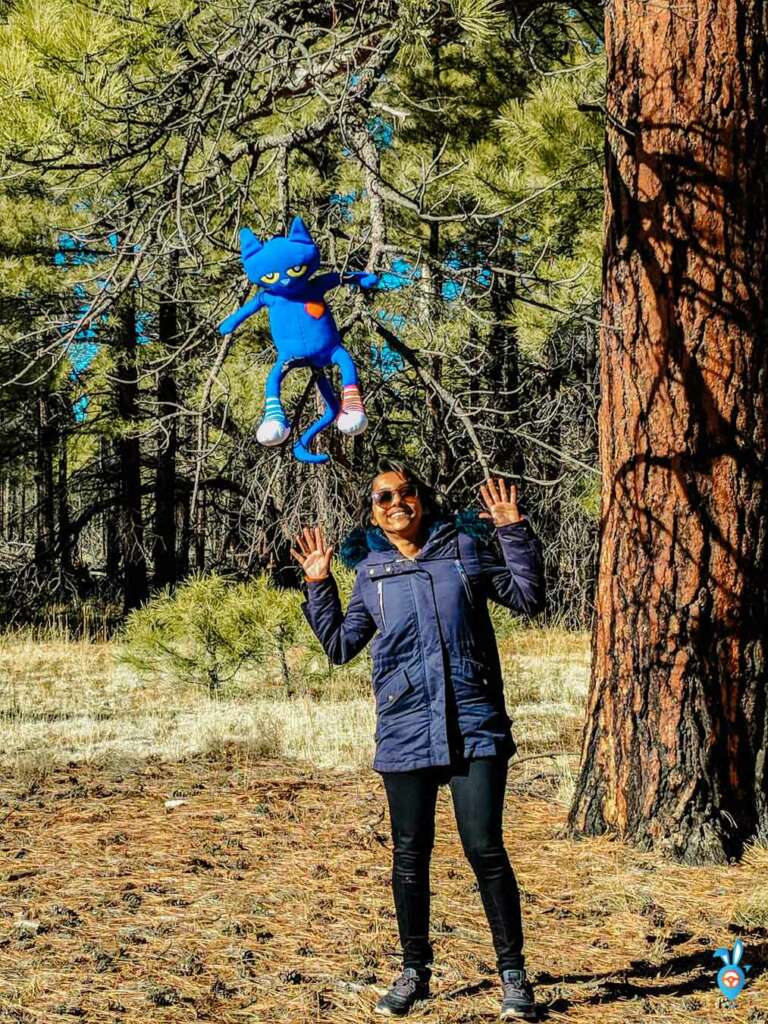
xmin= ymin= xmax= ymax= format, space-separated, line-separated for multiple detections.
xmin=369 ymin=471 xmax=424 ymax=541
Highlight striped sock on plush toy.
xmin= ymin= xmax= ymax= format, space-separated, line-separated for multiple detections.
xmin=256 ymin=397 xmax=291 ymax=446
xmin=341 ymin=385 xmax=364 ymax=413
xmin=263 ymin=396 xmax=289 ymax=427
xmin=335 ymin=384 xmax=368 ymax=436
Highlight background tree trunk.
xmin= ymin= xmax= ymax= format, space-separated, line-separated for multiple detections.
xmin=485 ymin=259 xmax=521 ymax=475
xmin=115 ymin=301 xmax=149 ymax=613
xmin=153 ymin=364 xmax=178 ymax=587
xmin=57 ymin=428 xmax=71 ymax=576
xmin=34 ymin=393 xmax=55 ymax=569
xmin=153 ymin=267 xmax=179 ymax=589
xmin=101 ymin=438 xmax=120 ymax=585
xmin=569 ymin=0 xmax=768 ymax=862
xmin=176 ymin=474 xmax=191 ymax=581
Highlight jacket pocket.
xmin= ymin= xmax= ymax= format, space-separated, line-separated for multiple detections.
xmin=375 ymin=669 xmax=412 ymax=712
xmin=377 ymin=580 xmax=387 ymax=632
xmin=450 ymin=655 xmax=491 ymax=693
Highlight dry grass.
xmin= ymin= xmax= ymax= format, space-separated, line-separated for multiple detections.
xmin=0 ymin=629 xmax=588 ymax=799
xmin=2 ymin=630 xmax=765 ymax=1023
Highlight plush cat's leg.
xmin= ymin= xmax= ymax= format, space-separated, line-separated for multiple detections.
xmin=330 ymin=345 xmax=367 ymax=436
xmin=257 ymin=360 xmax=291 ymax=446
xmin=293 ymin=373 xmax=339 ymax=463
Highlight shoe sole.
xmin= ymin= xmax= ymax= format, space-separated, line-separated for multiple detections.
xmin=500 ymin=1009 xmax=537 ymax=1022
xmin=374 ymin=997 xmax=429 ymax=1017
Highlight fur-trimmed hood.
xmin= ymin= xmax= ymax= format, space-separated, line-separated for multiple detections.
xmin=339 ymin=508 xmax=495 ymax=569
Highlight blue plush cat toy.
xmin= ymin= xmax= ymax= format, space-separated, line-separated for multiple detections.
xmin=218 ymin=216 xmax=378 ymax=463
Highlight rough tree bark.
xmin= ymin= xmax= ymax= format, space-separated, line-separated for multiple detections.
xmin=569 ymin=0 xmax=768 ymax=862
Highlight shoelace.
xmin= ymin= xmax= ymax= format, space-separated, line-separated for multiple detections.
xmin=502 ymin=974 xmax=530 ymax=997
xmin=391 ymin=971 xmax=421 ymax=996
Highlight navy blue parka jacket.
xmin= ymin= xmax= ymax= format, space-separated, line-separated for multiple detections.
xmin=301 ymin=513 xmax=545 ymax=773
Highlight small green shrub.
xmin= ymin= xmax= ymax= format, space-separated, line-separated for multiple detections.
xmin=118 ymin=573 xmax=316 ymax=696
xmin=489 ymin=601 xmax=529 ymax=641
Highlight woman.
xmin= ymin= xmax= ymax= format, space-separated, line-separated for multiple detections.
xmin=292 ymin=460 xmax=544 ymax=1021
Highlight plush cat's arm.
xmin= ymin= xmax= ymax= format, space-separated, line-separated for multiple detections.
xmin=313 ymin=271 xmax=378 ymax=294
xmin=345 ymin=271 xmax=379 ymax=289
xmin=218 ymin=292 xmax=266 ymax=335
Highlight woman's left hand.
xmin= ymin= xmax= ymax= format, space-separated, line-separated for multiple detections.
xmin=479 ymin=477 xmax=525 ymax=527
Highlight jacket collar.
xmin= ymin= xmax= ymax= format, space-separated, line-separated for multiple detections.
xmin=362 ymin=519 xmax=454 ymax=565
xmin=343 ymin=517 xmax=474 ymax=568
xmin=339 ymin=508 xmax=494 ymax=569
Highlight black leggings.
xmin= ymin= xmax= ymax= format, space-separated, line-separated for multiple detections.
xmin=381 ymin=755 xmax=524 ymax=975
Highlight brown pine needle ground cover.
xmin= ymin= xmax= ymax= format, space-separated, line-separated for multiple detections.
xmin=1 ymin=632 xmax=766 ymax=1022
xmin=1 ymin=752 xmax=767 ymax=1024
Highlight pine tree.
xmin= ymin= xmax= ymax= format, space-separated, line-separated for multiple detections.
xmin=0 ymin=0 xmax=606 ymax=626
xmin=568 ymin=0 xmax=768 ymax=862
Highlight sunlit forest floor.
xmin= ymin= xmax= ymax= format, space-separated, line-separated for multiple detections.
xmin=1 ymin=633 xmax=766 ymax=1023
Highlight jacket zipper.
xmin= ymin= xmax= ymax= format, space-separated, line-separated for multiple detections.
xmin=377 ymin=580 xmax=387 ymax=631
xmin=455 ymin=560 xmax=474 ymax=606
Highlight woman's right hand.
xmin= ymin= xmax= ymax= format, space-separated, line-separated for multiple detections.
xmin=291 ymin=526 xmax=334 ymax=581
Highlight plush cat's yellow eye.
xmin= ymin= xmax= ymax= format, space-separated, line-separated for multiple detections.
xmin=286 ymin=264 xmax=307 ymax=278
xmin=260 ymin=271 xmax=280 ymax=285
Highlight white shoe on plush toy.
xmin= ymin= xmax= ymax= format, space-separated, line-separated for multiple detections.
xmin=256 ymin=418 xmax=290 ymax=446
xmin=335 ymin=409 xmax=368 ymax=436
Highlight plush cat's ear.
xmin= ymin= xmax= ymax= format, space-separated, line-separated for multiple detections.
xmin=288 ymin=216 xmax=314 ymax=246
xmin=239 ymin=227 xmax=263 ymax=259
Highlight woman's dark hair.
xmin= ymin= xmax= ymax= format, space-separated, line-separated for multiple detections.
xmin=358 ymin=458 xmax=446 ymax=529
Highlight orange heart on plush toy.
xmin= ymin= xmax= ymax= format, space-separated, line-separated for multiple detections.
xmin=304 ymin=301 xmax=326 ymax=319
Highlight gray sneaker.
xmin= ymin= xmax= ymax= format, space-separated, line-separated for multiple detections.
xmin=374 ymin=967 xmax=430 ymax=1016
xmin=500 ymin=968 xmax=537 ymax=1020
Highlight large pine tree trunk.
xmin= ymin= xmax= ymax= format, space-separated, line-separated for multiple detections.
xmin=569 ymin=0 xmax=768 ymax=862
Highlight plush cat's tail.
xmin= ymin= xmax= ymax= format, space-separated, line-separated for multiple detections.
xmin=293 ymin=373 xmax=340 ymax=464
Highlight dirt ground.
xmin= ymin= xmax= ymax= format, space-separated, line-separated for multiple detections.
xmin=1 ymin=752 xmax=766 ymax=1023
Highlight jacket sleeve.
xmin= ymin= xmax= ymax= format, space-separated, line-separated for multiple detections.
xmin=481 ymin=519 xmax=546 ymax=616
xmin=301 ymin=570 xmax=377 ymax=665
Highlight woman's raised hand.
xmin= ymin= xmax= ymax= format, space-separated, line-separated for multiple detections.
xmin=479 ymin=477 xmax=524 ymax=527
xmin=291 ymin=526 xmax=334 ymax=580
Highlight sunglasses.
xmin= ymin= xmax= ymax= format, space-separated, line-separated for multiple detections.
xmin=371 ymin=483 xmax=419 ymax=508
